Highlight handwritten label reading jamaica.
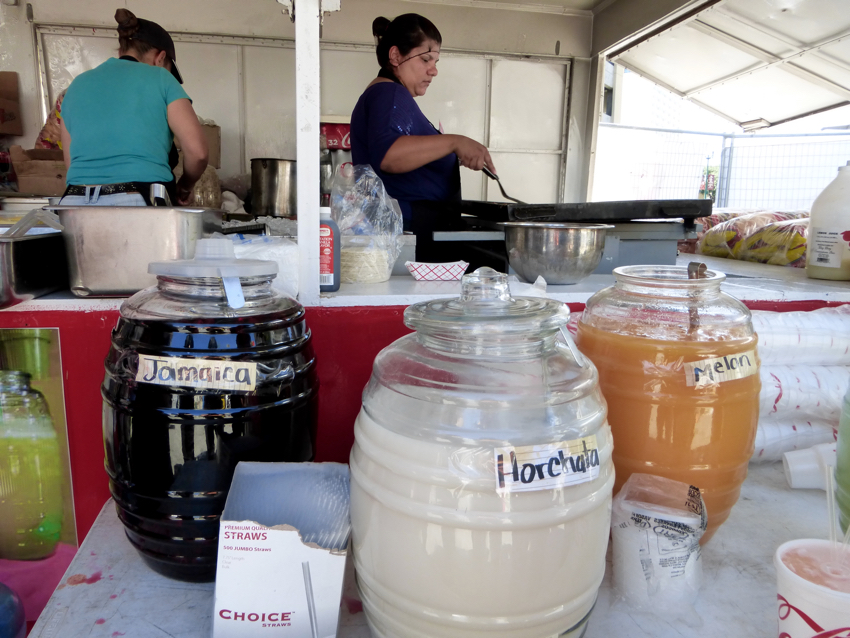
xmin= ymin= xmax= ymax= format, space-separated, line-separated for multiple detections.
xmin=136 ymin=354 xmax=257 ymax=392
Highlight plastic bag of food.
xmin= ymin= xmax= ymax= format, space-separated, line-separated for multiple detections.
xmin=739 ymin=217 xmax=808 ymax=267
xmin=331 ymin=164 xmax=402 ymax=283
xmin=611 ymin=473 xmax=707 ymax=618
xmin=211 ymin=232 xmax=299 ymax=299
xmin=698 ymin=211 xmax=787 ymax=259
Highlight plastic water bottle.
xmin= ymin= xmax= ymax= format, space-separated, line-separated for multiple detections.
xmin=807 ymin=162 xmax=850 ymax=281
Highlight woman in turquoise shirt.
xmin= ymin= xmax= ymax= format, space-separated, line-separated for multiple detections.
xmin=59 ymin=9 xmax=208 ymax=206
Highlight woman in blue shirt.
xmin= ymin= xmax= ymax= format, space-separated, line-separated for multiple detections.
xmin=59 ymin=9 xmax=208 ymax=206
xmin=351 ymin=13 xmax=496 ymax=261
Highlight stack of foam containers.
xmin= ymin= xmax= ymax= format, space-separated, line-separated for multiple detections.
xmin=751 ymin=304 xmax=850 ymax=462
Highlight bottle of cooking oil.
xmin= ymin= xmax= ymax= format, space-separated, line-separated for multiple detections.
xmin=807 ymin=162 xmax=850 ymax=280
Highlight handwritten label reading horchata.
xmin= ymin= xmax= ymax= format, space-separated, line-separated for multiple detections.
xmin=494 ymin=435 xmax=600 ymax=494
xmin=136 ymin=355 xmax=258 ymax=392
xmin=683 ymin=349 xmax=757 ymax=388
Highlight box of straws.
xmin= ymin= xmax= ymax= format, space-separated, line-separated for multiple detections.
xmin=212 ymin=462 xmax=351 ymax=638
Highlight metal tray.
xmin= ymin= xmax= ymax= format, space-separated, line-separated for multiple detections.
xmin=0 ymin=227 xmax=68 ymax=308
xmin=52 ymin=206 xmax=222 ymax=297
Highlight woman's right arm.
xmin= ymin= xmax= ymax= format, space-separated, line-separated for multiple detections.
xmin=381 ymin=134 xmax=495 ymax=174
xmin=167 ymin=98 xmax=209 ymax=205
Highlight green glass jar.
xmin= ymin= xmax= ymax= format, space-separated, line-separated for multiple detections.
xmin=0 ymin=370 xmax=63 ymax=560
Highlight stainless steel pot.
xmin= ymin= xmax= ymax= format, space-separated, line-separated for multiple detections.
xmin=251 ymin=158 xmax=296 ymax=218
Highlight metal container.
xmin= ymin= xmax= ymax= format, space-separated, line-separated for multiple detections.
xmin=0 ymin=228 xmax=68 ymax=308
xmin=251 ymin=158 xmax=296 ymax=218
xmin=0 ymin=198 xmax=51 ymax=227
xmin=53 ymin=206 xmax=222 ymax=297
xmin=503 ymin=222 xmax=612 ymax=285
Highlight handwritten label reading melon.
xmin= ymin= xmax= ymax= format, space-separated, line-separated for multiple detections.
xmin=136 ymin=354 xmax=257 ymax=391
xmin=683 ymin=349 xmax=757 ymax=387
xmin=494 ymin=435 xmax=600 ymax=494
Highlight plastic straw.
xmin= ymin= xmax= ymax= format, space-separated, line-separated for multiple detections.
xmin=302 ymin=561 xmax=319 ymax=638
xmin=827 ymin=465 xmax=837 ymax=546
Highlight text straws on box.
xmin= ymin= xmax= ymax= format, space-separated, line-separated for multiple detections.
xmin=406 ymin=261 xmax=469 ymax=281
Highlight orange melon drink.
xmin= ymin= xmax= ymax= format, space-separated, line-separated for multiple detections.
xmin=574 ymin=265 xmax=760 ymax=543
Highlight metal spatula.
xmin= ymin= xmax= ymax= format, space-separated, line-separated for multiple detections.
xmin=483 ymin=167 xmax=526 ymax=205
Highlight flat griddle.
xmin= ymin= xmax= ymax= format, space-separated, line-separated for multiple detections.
xmin=445 ymin=199 xmax=711 ymax=228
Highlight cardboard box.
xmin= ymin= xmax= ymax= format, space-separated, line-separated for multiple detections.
xmin=175 ymin=123 xmax=221 ymax=169
xmin=9 ymin=146 xmax=66 ymax=196
xmin=0 ymin=72 xmax=23 ymax=136
xmin=213 ymin=462 xmax=350 ymax=638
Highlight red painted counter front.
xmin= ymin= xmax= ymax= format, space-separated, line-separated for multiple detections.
xmin=0 ymin=299 xmax=843 ymax=542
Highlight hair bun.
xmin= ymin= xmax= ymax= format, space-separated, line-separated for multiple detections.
xmin=372 ymin=16 xmax=391 ymax=40
xmin=114 ymin=8 xmax=138 ymax=32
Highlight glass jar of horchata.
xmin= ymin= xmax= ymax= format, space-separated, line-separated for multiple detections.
xmin=350 ymin=267 xmax=613 ymax=638
xmin=102 ymin=239 xmax=318 ymax=582
xmin=575 ymin=263 xmax=760 ymax=544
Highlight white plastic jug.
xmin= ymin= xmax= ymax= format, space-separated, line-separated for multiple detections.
xmin=807 ymin=162 xmax=850 ymax=280
xmin=349 ymin=268 xmax=614 ymax=638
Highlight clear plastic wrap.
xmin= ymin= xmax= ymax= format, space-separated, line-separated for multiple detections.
xmin=752 ymin=305 xmax=850 ymax=366
xmin=211 ymin=233 xmax=299 ymax=299
xmin=698 ymin=211 xmax=788 ymax=259
xmin=750 ymin=364 xmax=847 ymax=462
xmin=759 ymin=365 xmax=850 ymax=422
xmin=739 ymin=218 xmax=808 ymax=267
xmin=331 ymin=164 xmax=402 ymax=283
xmin=611 ymin=473 xmax=706 ymax=619
xmin=752 ymin=419 xmax=836 ymax=463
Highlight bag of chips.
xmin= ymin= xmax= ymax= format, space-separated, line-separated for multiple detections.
xmin=739 ymin=218 xmax=809 ymax=268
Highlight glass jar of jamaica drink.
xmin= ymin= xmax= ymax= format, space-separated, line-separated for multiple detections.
xmin=102 ymin=239 xmax=318 ymax=582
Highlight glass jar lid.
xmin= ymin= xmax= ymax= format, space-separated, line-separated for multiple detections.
xmin=404 ymin=267 xmax=570 ymax=336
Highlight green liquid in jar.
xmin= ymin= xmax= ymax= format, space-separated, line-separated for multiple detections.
xmin=0 ymin=422 xmax=64 ymax=560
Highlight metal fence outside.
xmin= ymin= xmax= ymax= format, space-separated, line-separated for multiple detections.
xmin=593 ymin=123 xmax=850 ymax=210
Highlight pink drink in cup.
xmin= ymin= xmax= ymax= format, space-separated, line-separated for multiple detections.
xmin=775 ymin=539 xmax=850 ymax=638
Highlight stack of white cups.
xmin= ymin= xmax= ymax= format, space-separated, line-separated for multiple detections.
xmin=751 ymin=305 xmax=850 ymax=463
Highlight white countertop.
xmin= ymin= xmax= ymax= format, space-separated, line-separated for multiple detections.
xmin=7 ymin=255 xmax=850 ymax=313
xmin=28 ymin=462 xmax=829 ymax=638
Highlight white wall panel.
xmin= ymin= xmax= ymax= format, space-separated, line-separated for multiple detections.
xmin=417 ymin=57 xmax=488 ymax=142
xmin=319 ymin=50 xmax=375 ymax=119
xmin=490 ymin=60 xmax=566 ymax=151
xmin=417 ymin=57 xmax=489 ymax=200
xmin=243 ymin=46 xmax=297 ymax=166
xmin=174 ymin=42 xmax=240 ymax=177
xmin=488 ymin=152 xmax=560 ymax=204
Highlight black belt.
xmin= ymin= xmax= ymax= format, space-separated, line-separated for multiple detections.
xmin=63 ymin=179 xmax=177 ymax=206
xmin=65 ymin=183 xmax=141 ymax=196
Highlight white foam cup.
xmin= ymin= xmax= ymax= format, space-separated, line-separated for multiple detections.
xmin=775 ymin=539 xmax=850 ymax=638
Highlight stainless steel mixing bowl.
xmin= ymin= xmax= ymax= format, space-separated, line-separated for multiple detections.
xmin=503 ymin=222 xmax=613 ymax=285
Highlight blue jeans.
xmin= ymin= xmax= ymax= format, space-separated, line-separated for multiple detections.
xmin=59 ymin=186 xmax=146 ymax=206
